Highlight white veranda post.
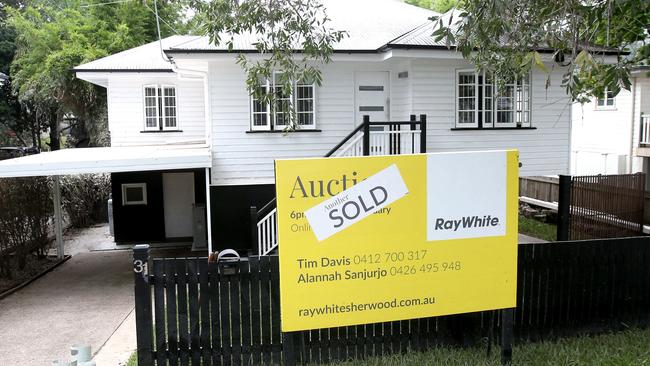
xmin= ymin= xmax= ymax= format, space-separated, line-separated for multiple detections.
xmin=205 ymin=167 xmax=213 ymax=254
xmin=53 ymin=175 xmax=64 ymax=259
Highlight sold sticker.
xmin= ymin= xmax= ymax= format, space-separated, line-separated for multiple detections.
xmin=305 ymin=164 xmax=409 ymax=241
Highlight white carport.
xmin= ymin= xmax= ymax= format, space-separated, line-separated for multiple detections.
xmin=0 ymin=145 xmax=213 ymax=258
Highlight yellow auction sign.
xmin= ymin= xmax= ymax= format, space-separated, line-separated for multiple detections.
xmin=275 ymin=150 xmax=518 ymax=332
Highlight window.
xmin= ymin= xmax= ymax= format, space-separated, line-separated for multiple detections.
xmin=143 ymin=85 xmax=177 ymax=131
xmin=250 ymin=73 xmax=316 ymax=130
xmin=455 ymin=70 xmax=531 ymax=129
xmin=596 ymin=88 xmax=615 ymax=109
xmin=122 ymin=183 xmax=147 ymax=205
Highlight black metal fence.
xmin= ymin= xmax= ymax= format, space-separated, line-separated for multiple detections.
xmin=557 ymin=174 xmax=645 ymax=241
xmin=133 ymin=236 xmax=650 ymax=365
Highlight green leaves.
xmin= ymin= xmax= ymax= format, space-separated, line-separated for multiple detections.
xmin=429 ymin=0 xmax=649 ymax=102
xmin=6 ymin=0 xmax=192 ymax=147
xmin=196 ymin=0 xmax=346 ymax=131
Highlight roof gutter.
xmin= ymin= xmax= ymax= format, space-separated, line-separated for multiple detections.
xmin=72 ymin=68 xmax=174 ymax=73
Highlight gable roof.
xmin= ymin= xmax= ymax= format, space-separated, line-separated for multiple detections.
xmin=74 ymin=35 xmax=200 ymax=72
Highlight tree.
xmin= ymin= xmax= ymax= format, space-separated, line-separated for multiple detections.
xmin=431 ymin=0 xmax=650 ymax=102
xmin=0 ymin=0 xmax=44 ymax=147
xmin=7 ymin=0 xmax=193 ymax=149
xmin=195 ymin=0 xmax=346 ymax=130
xmin=406 ymin=0 xmax=461 ymax=13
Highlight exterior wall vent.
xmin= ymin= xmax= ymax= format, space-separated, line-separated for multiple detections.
xmin=398 ymin=71 xmax=409 ymax=79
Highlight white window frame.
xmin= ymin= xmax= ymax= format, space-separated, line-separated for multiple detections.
xmin=142 ymin=84 xmax=179 ymax=131
xmin=250 ymin=79 xmax=271 ymax=131
xmin=143 ymin=85 xmax=160 ymax=131
xmin=249 ymin=73 xmax=316 ymax=131
xmin=296 ymin=78 xmax=316 ymax=128
xmin=595 ymin=88 xmax=616 ymax=110
xmin=455 ymin=70 xmax=532 ymax=129
xmin=121 ymin=183 xmax=147 ymax=206
xmin=456 ymin=70 xmax=478 ymax=128
xmin=161 ymin=85 xmax=178 ymax=129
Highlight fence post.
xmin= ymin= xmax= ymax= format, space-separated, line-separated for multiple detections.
xmin=557 ymin=175 xmax=572 ymax=241
xmin=419 ymin=114 xmax=427 ymax=153
xmin=500 ymin=308 xmax=514 ymax=365
xmin=133 ymin=244 xmax=153 ymax=366
xmin=410 ymin=115 xmax=416 ymax=153
xmin=639 ymin=173 xmax=646 ymax=234
xmin=362 ymin=115 xmax=370 ymax=156
xmin=250 ymin=206 xmax=258 ymax=253
xmin=282 ymin=331 xmax=298 ymax=366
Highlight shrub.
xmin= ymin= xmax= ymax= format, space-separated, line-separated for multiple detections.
xmin=60 ymin=173 xmax=111 ymax=228
xmin=0 ymin=177 xmax=52 ymax=279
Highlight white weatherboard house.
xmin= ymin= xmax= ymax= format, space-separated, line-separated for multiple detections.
xmin=570 ymin=66 xmax=650 ymax=182
xmin=0 ymin=0 xmax=585 ymax=255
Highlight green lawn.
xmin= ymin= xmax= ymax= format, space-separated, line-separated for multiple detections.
xmin=126 ymin=352 xmax=137 ymax=366
xmin=519 ymin=215 xmax=556 ymax=242
xmin=127 ymin=328 xmax=650 ymax=365
xmin=323 ymin=328 xmax=650 ymax=365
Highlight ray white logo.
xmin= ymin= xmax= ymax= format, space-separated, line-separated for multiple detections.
xmin=305 ymin=164 xmax=408 ymax=241
xmin=426 ymin=151 xmax=507 ymax=241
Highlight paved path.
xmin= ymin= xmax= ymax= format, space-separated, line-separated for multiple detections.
xmin=93 ymin=309 xmax=136 ymax=366
xmin=0 ymin=251 xmax=134 ymax=366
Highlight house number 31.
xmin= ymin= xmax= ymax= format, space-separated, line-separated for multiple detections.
xmin=133 ymin=260 xmax=148 ymax=274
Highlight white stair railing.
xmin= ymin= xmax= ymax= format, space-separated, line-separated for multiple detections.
xmin=332 ymin=134 xmax=364 ymax=157
xmin=255 ymin=115 xmax=427 ymax=255
xmin=257 ymin=208 xmax=278 ymax=256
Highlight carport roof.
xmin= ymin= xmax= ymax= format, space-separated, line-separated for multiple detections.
xmin=0 ymin=145 xmax=211 ymax=178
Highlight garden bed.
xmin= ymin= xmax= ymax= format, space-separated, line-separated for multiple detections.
xmin=0 ymin=254 xmax=69 ymax=297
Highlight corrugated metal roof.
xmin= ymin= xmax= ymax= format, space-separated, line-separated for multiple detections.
xmin=74 ymin=0 xmax=441 ymax=71
xmin=73 ymin=35 xmax=201 ymax=72
xmin=73 ymin=3 xmax=622 ymax=73
xmin=169 ymin=0 xmax=437 ymax=52
xmin=388 ymin=9 xmax=460 ymax=48
xmin=388 ymin=9 xmax=623 ymax=55
xmin=0 ymin=145 xmax=211 ymax=178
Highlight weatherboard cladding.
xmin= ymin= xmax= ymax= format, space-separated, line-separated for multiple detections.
xmin=208 ymin=59 xmax=570 ymax=185
xmin=107 ymin=75 xmax=206 ymax=147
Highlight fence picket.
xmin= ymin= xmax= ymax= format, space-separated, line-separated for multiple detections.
xmin=240 ymin=260 xmax=252 ymax=366
xmin=249 ymin=257 xmax=262 ymax=365
xmin=198 ymin=259 xmax=211 ymax=365
xmin=187 ymin=258 xmax=201 ymax=366
xmin=219 ymin=264 xmax=232 ymax=366
xmin=270 ymin=257 xmax=282 ymax=365
xmin=165 ymin=259 xmax=179 ymax=366
xmin=153 ymin=260 xmax=167 ymax=365
xmin=175 ymin=260 xmax=190 ymax=366
xmin=208 ymin=262 xmax=221 ymax=366
xmin=260 ymin=256 xmax=272 ymax=365
xmin=230 ymin=263 xmax=242 ymax=366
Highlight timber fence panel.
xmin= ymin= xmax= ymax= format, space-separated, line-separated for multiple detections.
xmin=138 ymin=238 xmax=650 ymax=365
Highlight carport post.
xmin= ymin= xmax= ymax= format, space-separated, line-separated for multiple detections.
xmin=53 ymin=175 xmax=64 ymax=259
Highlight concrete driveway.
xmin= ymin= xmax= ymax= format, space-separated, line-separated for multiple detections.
xmin=0 ymin=250 xmax=134 ymax=365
